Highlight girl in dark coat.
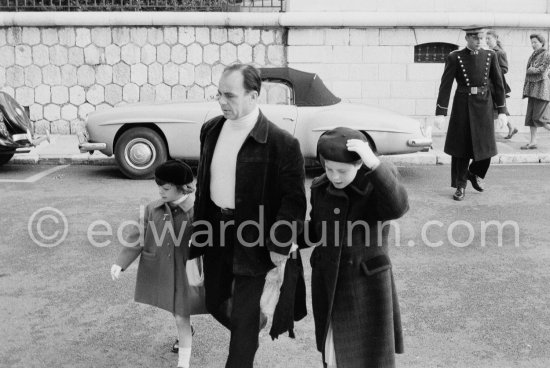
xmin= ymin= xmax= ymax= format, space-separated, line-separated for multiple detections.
xmin=300 ymin=127 xmax=409 ymax=368
xmin=111 ymin=160 xmax=196 ymax=368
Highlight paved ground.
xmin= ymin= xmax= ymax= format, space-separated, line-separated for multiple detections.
xmin=0 ymin=164 xmax=549 ymax=368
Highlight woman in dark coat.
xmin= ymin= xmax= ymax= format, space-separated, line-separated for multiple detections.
xmin=300 ymin=127 xmax=409 ymax=368
xmin=486 ymin=29 xmax=517 ymax=139
xmin=521 ymin=33 xmax=550 ymax=149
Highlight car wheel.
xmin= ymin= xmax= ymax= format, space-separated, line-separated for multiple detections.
xmin=0 ymin=153 xmax=14 ymax=166
xmin=114 ymin=128 xmax=167 ymax=179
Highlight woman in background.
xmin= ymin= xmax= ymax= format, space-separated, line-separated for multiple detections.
xmin=486 ymin=30 xmax=517 ymax=139
xmin=522 ymin=33 xmax=550 ymax=149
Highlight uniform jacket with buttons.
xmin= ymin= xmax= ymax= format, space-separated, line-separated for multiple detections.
xmin=301 ymin=162 xmax=409 ymax=368
xmin=436 ymin=47 xmax=507 ymax=160
xmin=116 ymin=195 xmax=194 ymax=313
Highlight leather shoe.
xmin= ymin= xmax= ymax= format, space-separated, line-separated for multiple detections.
xmin=468 ymin=173 xmax=484 ymax=192
xmin=453 ymin=187 xmax=466 ymax=201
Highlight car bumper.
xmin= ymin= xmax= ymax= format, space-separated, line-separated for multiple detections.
xmin=407 ymin=137 xmax=432 ymax=148
xmin=0 ymin=131 xmax=49 ymax=153
xmin=78 ymin=131 xmax=107 ymax=153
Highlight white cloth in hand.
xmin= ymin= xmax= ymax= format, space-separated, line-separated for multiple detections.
xmin=270 ymin=250 xmax=287 ymax=266
xmin=111 ymin=264 xmax=122 ymax=280
xmin=260 ymin=267 xmax=283 ymax=317
xmin=261 ymin=244 xmax=299 ymax=317
xmin=434 ymin=115 xmax=445 ymax=130
xmin=497 ymin=114 xmax=507 ymax=129
xmin=186 ymin=257 xmax=204 ymax=287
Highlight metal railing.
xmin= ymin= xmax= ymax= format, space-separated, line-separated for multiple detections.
xmin=0 ymin=0 xmax=284 ymax=11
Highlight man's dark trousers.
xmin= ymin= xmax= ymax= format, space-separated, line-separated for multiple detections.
xmin=202 ymin=206 xmax=266 ymax=368
xmin=451 ymin=157 xmax=491 ymax=188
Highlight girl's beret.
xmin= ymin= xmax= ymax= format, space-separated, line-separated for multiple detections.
xmin=155 ymin=159 xmax=193 ymax=185
xmin=317 ymin=127 xmax=367 ymax=163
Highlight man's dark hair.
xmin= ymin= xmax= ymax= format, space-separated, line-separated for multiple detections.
xmin=223 ymin=64 xmax=262 ymax=94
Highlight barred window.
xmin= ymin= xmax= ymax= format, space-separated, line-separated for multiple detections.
xmin=415 ymin=43 xmax=458 ymax=63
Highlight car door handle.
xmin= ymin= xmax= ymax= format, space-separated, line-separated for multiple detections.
xmin=282 ymin=117 xmax=295 ymax=121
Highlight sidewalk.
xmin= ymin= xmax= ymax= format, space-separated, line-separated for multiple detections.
xmin=9 ymin=131 xmax=550 ymax=166
xmin=388 ymin=130 xmax=550 ymax=165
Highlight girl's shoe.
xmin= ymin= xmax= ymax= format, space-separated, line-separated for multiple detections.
xmin=521 ymin=143 xmax=537 ymax=150
xmin=171 ymin=326 xmax=195 ymax=353
xmin=504 ymin=128 xmax=518 ymax=139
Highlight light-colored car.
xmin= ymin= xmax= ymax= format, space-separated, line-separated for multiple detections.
xmin=79 ymin=67 xmax=432 ymax=179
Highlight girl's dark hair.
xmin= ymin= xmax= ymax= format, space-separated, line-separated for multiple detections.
xmin=223 ymin=64 xmax=262 ymax=94
xmin=530 ymin=33 xmax=547 ymax=47
xmin=154 ymin=178 xmax=195 ymax=195
xmin=486 ymin=29 xmax=503 ymax=48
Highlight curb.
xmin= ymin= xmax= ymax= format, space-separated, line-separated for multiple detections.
xmin=383 ymin=151 xmax=550 ymax=166
xmin=9 ymin=151 xmax=550 ymax=166
xmin=11 ymin=154 xmax=117 ymax=166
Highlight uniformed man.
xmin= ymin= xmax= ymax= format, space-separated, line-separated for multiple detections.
xmin=434 ymin=26 xmax=507 ymax=201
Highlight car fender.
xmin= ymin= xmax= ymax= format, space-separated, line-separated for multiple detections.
xmin=85 ymin=100 xmax=217 ymax=156
xmin=295 ymin=103 xmax=425 ymax=157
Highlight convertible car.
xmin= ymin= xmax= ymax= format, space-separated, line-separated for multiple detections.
xmin=79 ymin=67 xmax=432 ymax=179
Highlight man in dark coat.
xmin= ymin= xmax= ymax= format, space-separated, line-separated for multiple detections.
xmin=191 ymin=64 xmax=307 ymax=368
xmin=435 ymin=26 xmax=508 ymax=201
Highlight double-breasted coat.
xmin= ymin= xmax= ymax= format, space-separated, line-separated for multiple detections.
xmin=116 ymin=195 xmax=194 ymax=314
xmin=436 ymin=48 xmax=507 ymax=160
xmin=301 ymin=162 xmax=409 ymax=368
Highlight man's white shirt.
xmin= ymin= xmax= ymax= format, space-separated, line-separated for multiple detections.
xmin=210 ymin=106 xmax=260 ymax=209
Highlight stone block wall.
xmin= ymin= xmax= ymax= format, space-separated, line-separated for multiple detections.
xmin=1 ymin=21 xmax=548 ymax=135
xmin=0 ymin=26 xmax=285 ymax=134
xmin=288 ymin=27 xmax=550 ymax=128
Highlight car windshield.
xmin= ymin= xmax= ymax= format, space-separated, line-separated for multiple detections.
xmin=259 ymin=81 xmax=293 ymax=105
xmin=260 ymin=68 xmax=341 ymax=107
